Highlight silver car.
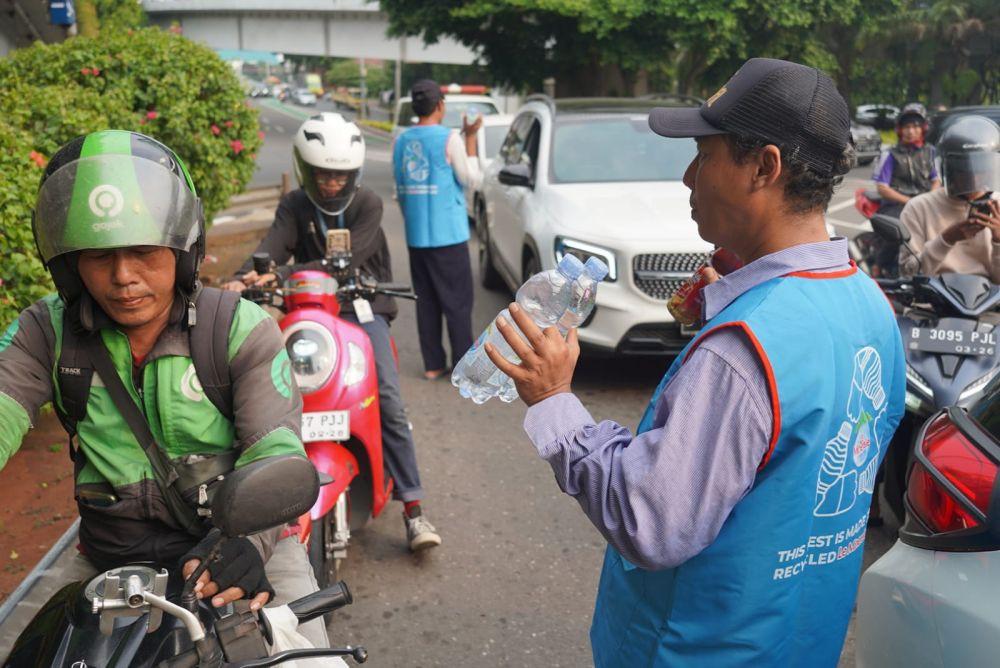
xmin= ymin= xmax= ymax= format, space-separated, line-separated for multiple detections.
xmin=855 ymin=388 xmax=1000 ymax=667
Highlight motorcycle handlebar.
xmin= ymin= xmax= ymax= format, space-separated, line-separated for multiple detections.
xmin=287 ymin=582 xmax=353 ymax=624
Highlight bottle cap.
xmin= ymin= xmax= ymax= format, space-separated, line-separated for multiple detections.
xmin=557 ymin=254 xmax=585 ymax=280
xmin=584 ymin=256 xmax=610 ymax=281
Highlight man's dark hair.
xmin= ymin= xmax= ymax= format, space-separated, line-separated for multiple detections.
xmin=725 ymin=134 xmax=855 ymax=214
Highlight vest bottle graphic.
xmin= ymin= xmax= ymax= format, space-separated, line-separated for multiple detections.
xmin=814 ymin=347 xmax=887 ymax=517
xmin=402 ymin=140 xmax=429 ymax=183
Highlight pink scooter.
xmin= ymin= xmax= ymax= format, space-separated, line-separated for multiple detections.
xmin=247 ymin=230 xmax=415 ymax=585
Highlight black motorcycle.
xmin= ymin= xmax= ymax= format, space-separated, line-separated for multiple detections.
xmin=871 ymin=214 xmax=1000 ymax=522
xmin=4 ymin=456 xmax=369 ymax=667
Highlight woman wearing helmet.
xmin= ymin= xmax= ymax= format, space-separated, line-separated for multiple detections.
xmin=898 ymin=115 xmax=1000 ymax=280
xmin=872 ymin=102 xmax=941 ymax=217
xmin=869 ymin=103 xmax=941 ymax=276
xmin=0 ymin=130 xmax=329 ymax=648
xmin=228 ymin=113 xmax=442 ymax=552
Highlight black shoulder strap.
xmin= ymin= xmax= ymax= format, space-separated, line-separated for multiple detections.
xmin=189 ymin=287 xmax=241 ymax=421
xmin=54 ymin=319 xmax=94 ymax=442
xmin=81 ymin=334 xmax=206 ymax=537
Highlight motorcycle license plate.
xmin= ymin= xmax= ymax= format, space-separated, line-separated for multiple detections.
xmin=908 ymin=326 xmax=997 ymax=356
xmin=302 ymin=411 xmax=350 ymax=443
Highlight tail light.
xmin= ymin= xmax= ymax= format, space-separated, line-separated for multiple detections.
xmin=902 ymin=410 xmax=1000 ymax=549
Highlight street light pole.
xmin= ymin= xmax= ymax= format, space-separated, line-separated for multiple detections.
xmin=359 ymin=57 xmax=367 ymax=121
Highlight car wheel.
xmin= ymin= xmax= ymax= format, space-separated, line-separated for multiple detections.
xmin=522 ymin=251 xmax=541 ymax=284
xmin=478 ymin=229 xmax=505 ymax=291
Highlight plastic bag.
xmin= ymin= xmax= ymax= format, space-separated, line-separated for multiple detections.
xmin=261 ymin=604 xmax=347 ymax=668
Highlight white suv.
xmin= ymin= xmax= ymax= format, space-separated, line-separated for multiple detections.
xmin=479 ymin=96 xmax=711 ymax=355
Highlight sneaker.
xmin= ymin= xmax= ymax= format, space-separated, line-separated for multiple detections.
xmin=404 ymin=507 xmax=441 ymax=551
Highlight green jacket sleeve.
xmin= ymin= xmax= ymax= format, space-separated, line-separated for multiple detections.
xmin=227 ymin=299 xmax=305 ymax=466
xmin=0 ymin=297 xmax=59 ymax=470
xmin=226 ymin=299 xmax=306 ymax=562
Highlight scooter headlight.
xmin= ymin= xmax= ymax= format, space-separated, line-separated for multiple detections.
xmin=343 ymin=341 xmax=367 ymax=387
xmin=284 ymin=322 xmax=337 ymax=394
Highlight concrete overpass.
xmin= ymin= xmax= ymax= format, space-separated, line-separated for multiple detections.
xmin=141 ymin=0 xmax=478 ymax=65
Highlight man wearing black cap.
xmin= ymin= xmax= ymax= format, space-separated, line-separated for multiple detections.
xmin=485 ymin=58 xmax=906 ymax=666
xmin=393 ymin=79 xmax=483 ymax=379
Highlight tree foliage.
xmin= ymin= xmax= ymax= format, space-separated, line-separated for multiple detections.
xmin=381 ymin=0 xmax=998 ymax=105
xmin=0 ymin=28 xmax=261 ymax=326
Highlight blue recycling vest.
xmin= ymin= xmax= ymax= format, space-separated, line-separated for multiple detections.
xmin=590 ymin=265 xmax=905 ymax=667
xmin=393 ymin=125 xmax=469 ymax=248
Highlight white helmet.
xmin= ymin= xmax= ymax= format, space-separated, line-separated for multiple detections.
xmin=293 ymin=112 xmax=365 ymax=216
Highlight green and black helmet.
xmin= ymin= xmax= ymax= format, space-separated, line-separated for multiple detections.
xmin=32 ymin=130 xmax=205 ymax=305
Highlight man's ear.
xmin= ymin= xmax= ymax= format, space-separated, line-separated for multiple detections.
xmin=752 ymin=145 xmax=782 ymax=192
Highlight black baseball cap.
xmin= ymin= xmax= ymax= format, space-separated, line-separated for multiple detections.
xmin=411 ymin=79 xmax=443 ymax=117
xmin=649 ymin=58 xmax=850 ymax=175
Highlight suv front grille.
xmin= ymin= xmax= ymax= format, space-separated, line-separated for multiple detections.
xmin=633 ymin=253 xmax=707 ymax=301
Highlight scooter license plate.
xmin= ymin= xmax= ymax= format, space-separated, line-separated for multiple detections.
xmin=908 ymin=326 xmax=996 ymax=356
xmin=301 ymin=411 xmax=350 ymax=443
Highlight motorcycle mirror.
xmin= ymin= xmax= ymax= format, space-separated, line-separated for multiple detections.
xmin=210 ymin=456 xmax=319 ymax=537
xmin=252 ymin=252 xmax=272 ymax=276
xmin=870 ymin=214 xmax=910 ymax=245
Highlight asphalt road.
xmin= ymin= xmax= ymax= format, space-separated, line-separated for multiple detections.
xmin=250 ymin=99 xmax=894 ymax=666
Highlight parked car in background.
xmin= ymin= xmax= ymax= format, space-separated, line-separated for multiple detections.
xmin=856 ymin=381 xmax=1000 ymax=667
xmin=393 ymin=84 xmax=501 ymax=138
xmin=467 ymin=113 xmax=513 ymax=237
xmin=856 ymin=104 xmax=900 ymax=130
xmin=851 ymin=122 xmax=882 ymax=166
xmin=478 ymin=95 xmax=712 ymax=355
xmin=927 ymin=105 xmax=1000 ymax=146
xmin=245 ymin=79 xmax=271 ymax=98
xmin=290 ymin=88 xmax=318 ymax=106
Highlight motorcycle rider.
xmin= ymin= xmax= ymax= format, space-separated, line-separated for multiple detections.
xmin=224 ymin=113 xmax=441 ymax=552
xmin=898 ymin=115 xmax=1000 ymax=281
xmin=0 ymin=131 xmax=329 ymax=648
xmin=873 ymin=103 xmax=941 ymax=217
xmin=869 ymin=103 xmax=941 ymax=275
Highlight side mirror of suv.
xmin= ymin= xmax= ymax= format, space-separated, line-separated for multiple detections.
xmin=499 ymin=163 xmax=533 ymax=189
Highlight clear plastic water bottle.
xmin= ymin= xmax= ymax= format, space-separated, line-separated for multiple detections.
xmin=453 ymin=255 xmax=609 ymax=404
xmin=494 ymin=257 xmax=609 ymax=403
xmin=453 ymin=255 xmax=585 ymax=404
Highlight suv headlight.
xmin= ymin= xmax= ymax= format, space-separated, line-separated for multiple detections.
xmin=555 ymin=237 xmax=617 ymax=281
xmin=284 ymin=322 xmax=337 ymax=394
xmin=343 ymin=341 xmax=367 ymax=387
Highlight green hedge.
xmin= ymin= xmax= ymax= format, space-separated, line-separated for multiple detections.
xmin=0 ymin=27 xmax=261 ymax=327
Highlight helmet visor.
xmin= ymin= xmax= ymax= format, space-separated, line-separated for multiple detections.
xmin=943 ymin=151 xmax=1000 ymax=197
xmin=34 ymin=155 xmax=200 ymax=263
xmin=295 ymin=151 xmax=360 ymax=216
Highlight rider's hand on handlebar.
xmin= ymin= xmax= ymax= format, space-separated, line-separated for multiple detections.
xmin=969 ymin=199 xmax=1000 ymax=242
xmin=223 ymin=280 xmax=246 ymax=293
xmin=941 ymin=219 xmax=986 ymax=245
xmin=181 ymin=537 xmax=273 ymax=611
xmin=240 ymin=270 xmax=278 ymax=288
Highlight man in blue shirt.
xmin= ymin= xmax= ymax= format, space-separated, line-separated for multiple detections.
xmin=393 ymin=80 xmax=482 ymax=379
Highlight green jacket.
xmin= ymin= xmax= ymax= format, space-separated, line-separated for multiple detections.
xmin=0 ymin=293 xmax=305 ymax=569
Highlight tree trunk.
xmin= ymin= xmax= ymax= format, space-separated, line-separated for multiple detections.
xmin=76 ymin=0 xmax=99 ymax=38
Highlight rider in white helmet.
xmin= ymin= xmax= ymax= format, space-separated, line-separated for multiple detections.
xmin=227 ymin=112 xmax=442 ymax=552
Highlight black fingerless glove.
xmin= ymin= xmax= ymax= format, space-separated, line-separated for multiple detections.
xmin=181 ymin=536 xmax=275 ymax=600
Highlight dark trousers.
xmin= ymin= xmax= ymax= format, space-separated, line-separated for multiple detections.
xmin=407 ymin=242 xmax=474 ymax=372
xmin=341 ymin=313 xmax=423 ymax=502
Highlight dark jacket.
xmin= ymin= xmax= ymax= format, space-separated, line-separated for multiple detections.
xmin=238 ymin=187 xmax=398 ymax=320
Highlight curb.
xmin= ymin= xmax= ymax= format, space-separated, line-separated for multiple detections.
xmin=0 ymin=519 xmax=79 ymax=629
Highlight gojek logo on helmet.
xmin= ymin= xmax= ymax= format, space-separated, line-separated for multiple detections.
xmin=89 ymin=184 xmax=125 ymax=232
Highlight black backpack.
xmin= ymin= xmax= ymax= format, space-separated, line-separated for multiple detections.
xmin=54 ymin=287 xmax=242 ymax=535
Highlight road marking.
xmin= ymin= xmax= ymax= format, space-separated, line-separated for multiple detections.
xmin=828 ymin=198 xmax=857 ymax=214
xmin=827 ymin=216 xmax=871 ymax=232
xmin=213 ymin=215 xmax=236 ymax=226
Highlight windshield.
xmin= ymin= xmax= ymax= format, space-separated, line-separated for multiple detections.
xmin=397 ymin=100 xmax=500 ymax=128
xmin=551 ymin=115 xmax=696 ymax=184
xmin=484 ymin=125 xmax=509 ymax=158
